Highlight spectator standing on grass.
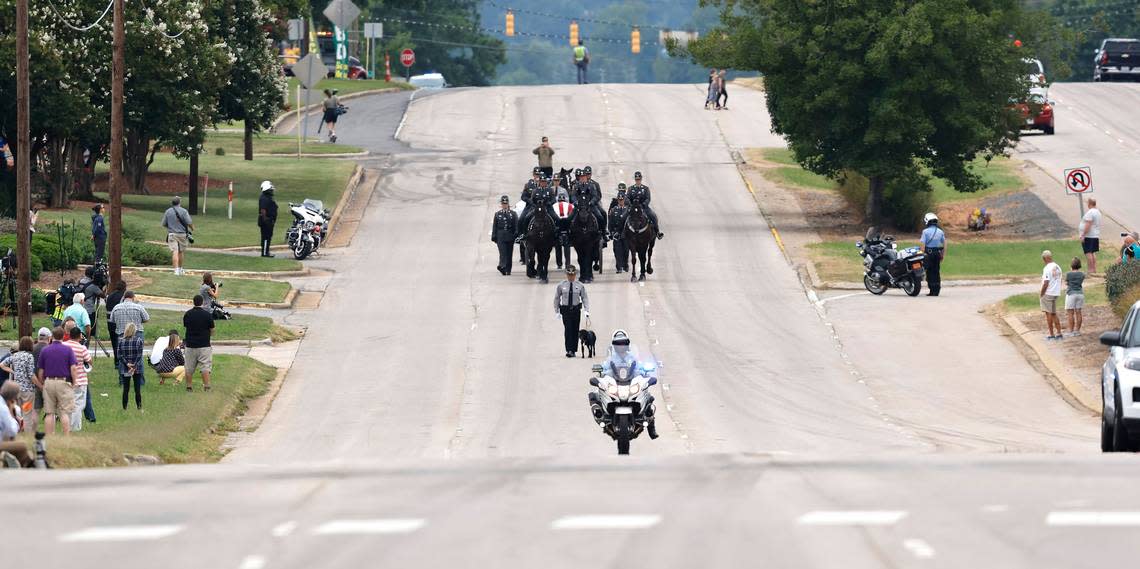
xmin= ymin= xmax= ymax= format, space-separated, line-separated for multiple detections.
xmin=1079 ymin=198 xmax=1101 ymax=274
xmin=0 ymin=134 xmax=13 ymax=169
xmin=91 ymin=204 xmax=107 ymax=263
xmin=1065 ymin=257 xmax=1086 ymax=337
xmin=117 ymin=323 xmax=144 ymax=411
xmin=110 ymin=291 xmax=150 ymax=341
xmin=156 ymin=330 xmax=186 ymax=385
xmin=1040 ymin=250 xmax=1064 ymax=340
xmin=35 ymin=328 xmax=77 ymax=436
xmin=161 ymin=196 xmax=193 ymax=276
xmin=31 ymin=327 xmax=51 ymax=428
xmin=183 ymin=295 xmax=215 ymax=392
xmin=63 ymin=327 xmax=92 ymax=431
xmin=105 ymin=281 xmax=126 ymax=365
xmin=0 ymin=337 xmax=37 ymax=434
xmin=82 ymin=268 xmax=105 ymax=343
xmin=0 ymin=380 xmax=32 ymax=468
xmin=533 ymin=137 xmax=555 ymax=179
xmin=63 ymin=293 xmax=91 ymax=339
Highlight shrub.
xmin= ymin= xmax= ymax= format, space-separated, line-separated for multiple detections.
xmin=837 ymin=170 xmax=935 ymax=232
xmin=1106 ymin=261 xmax=1140 ymax=317
xmin=121 ymin=221 xmax=149 ymax=242
xmin=30 ymin=287 xmax=46 ymax=313
xmin=1 ymin=225 xmax=92 ymax=271
xmin=215 ymin=147 xmax=226 ymax=156
xmin=124 ymin=240 xmax=172 ymax=266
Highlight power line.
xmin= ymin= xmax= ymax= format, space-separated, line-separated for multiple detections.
xmin=485 ymin=0 xmax=679 ymax=32
xmin=43 ymin=0 xmax=115 ymax=32
xmin=379 ymin=16 xmax=663 ymax=47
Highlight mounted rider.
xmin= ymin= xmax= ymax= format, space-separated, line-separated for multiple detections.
xmin=521 ymin=166 xmax=542 ymax=205
xmin=589 ymin=330 xmax=658 ymax=439
xmin=516 ymin=175 xmax=558 ymax=241
xmin=627 ymin=171 xmax=664 ymax=239
xmin=574 ymin=166 xmax=608 ymax=243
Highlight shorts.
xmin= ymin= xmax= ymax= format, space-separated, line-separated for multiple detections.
xmin=322 ymin=109 xmax=338 ymax=124
xmin=42 ymin=379 xmax=76 ymax=417
xmin=168 ymin=233 xmax=189 ymax=252
xmin=185 ymin=347 xmax=213 ymax=378
xmin=1082 ymin=237 xmax=1100 ymax=254
xmin=1066 ymin=293 xmax=1085 ymax=310
xmin=1040 ymin=294 xmax=1059 ymax=314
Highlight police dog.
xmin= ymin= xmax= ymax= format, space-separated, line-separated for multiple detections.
xmin=579 ymin=329 xmax=597 ymax=358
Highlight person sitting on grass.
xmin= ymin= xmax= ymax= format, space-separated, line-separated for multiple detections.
xmin=0 ymin=380 xmax=32 ymax=468
xmin=117 ymin=323 xmax=145 ymax=412
xmin=156 ymin=330 xmax=186 ymax=386
xmin=1065 ymin=257 xmax=1086 ymax=337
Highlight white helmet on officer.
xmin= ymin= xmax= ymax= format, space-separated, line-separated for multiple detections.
xmin=923 ymin=212 xmax=939 ymax=226
xmin=260 ymin=180 xmax=275 ymax=193
xmin=611 ymin=329 xmax=631 ymax=356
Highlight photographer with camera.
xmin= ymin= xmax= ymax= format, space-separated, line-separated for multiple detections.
xmin=200 ymin=272 xmax=222 ymax=314
xmin=161 ymin=196 xmax=194 ymax=276
xmin=79 ymin=266 xmax=105 ymax=345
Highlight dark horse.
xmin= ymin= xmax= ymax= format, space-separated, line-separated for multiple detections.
xmin=556 ymin=167 xmax=575 ymax=190
xmin=524 ymin=207 xmax=556 ymax=283
xmin=623 ymin=204 xmax=656 ymax=282
xmin=570 ymin=209 xmax=602 ymax=283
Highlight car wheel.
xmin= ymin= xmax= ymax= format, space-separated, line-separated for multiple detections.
xmin=1044 ymin=125 xmax=1055 ymax=135
xmin=1102 ymin=408 xmax=1115 ymax=452
xmin=1113 ymin=387 xmax=1132 ymax=452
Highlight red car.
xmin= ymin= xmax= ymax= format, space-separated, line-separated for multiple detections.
xmin=1015 ymin=88 xmax=1054 ymax=135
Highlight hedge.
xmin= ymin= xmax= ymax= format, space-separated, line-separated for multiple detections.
xmin=1105 ymin=260 xmax=1140 ymax=317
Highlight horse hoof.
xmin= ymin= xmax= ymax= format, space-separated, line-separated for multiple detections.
xmin=638 ymin=275 xmax=646 ymax=282
xmin=647 ymin=267 xmax=654 ymax=275
xmin=630 ymin=275 xmax=637 ymax=283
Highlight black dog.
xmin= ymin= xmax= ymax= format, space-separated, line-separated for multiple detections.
xmin=579 ymin=329 xmax=597 ymax=358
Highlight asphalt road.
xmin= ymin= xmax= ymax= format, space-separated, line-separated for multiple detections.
xmin=9 ymin=84 xmax=1134 ymax=568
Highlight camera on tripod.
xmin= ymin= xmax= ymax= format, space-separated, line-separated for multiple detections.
xmin=0 ymin=249 xmax=16 ymax=276
xmin=91 ymin=260 xmax=109 ymax=288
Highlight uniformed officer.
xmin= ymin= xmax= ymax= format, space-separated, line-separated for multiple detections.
xmin=920 ymin=212 xmax=947 ymax=296
xmin=553 ymin=265 xmax=590 ymax=358
xmin=258 ymin=180 xmax=279 ymax=257
xmin=517 ymin=176 xmax=557 ymax=241
xmin=627 ymin=171 xmax=663 ymax=239
xmin=522 ymin=166 xmax=541 ymax=204
xmin=492 ymin=195 xmax=519 ymax=275
xmin=609 ymin=182 xmax=627 ymax=210
xmin=608 ymin=188 xmax=630 ymax=273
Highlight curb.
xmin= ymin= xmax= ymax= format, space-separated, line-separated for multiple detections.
xmin=325 ymin=164 xmax=365 ymax=246
xmin=135 ymin=287 xmax=297 ymax=310
xmin=818 ymin=277 xmax=1029 ymax=290
xmin=272 ymin=87 xmax=407 ymax=133
xmin=130 ymin=266 xmax=310 ymax=279
xmin=251 ymin=150 xmax=370 ymax=159
xmin=213 ymin=338 xmax=273 ymax=347
xmin=1001 ymin=313 xmax=1100 ymax=414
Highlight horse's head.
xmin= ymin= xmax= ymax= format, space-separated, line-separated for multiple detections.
xmin=625 ymin=204 xmax=650 ymax=232
xmin=557 ymin=168 xmax=574 ymax=189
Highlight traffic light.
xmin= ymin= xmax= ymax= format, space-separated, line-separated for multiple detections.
xmin=570 ymin=20 xmax=579 ymax=46
xmin=631 ymin=27 xmax=640 ymax=54
xmin=505 ymin=10 xmax=514 ymax=37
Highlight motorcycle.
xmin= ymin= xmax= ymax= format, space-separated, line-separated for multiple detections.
xmin=587 ymin=361 xmax=659 ymax=455
xmin=285 ymin=199 xmax=332 ymax=260
xmin=856 ymin=227 xmax=925 ymax=297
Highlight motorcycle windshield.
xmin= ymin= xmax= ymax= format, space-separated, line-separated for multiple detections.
xmin=303 ymin=199 xmax=325 ymax=212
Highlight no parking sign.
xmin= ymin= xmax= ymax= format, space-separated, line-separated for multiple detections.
xmin=1065 ymin=166 xmax=1093 ymax=195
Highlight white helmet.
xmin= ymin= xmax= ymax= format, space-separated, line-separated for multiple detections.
xmin=611 ymin=329 xmax=631 ymax=355
xmin=923 ymin=212 xmax=939 ymax=225
xmin=260 ymin=180 xmax=275 ymax=193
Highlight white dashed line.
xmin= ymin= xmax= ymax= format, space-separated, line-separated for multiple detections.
xmin=1046 ymin=511 xmax=1140 ymax=526
xmin=313 ymin=519 xmax=426 ymax=535
xmin=903 ymin=538 xmax=936 ymax=559
xmin=271 ymin=521 xmax=297 ymax=537
xmin=59 ymin=525 xmax=184 ymax=542
xmin=797 ymin=511 xmax=908 ymax=526
xmin=551 ymin=515 xmax=661 ymax=530
xmin=981 ymin=504 xmax=1009 ymax=514
xmin=239 ymin=555 xmax=267 ymax=569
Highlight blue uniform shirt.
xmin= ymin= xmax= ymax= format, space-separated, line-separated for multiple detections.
xmin=921 ymin=226 xmax=946 ymax=248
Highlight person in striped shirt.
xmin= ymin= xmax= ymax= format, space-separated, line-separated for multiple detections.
xmin=63 ymin=326 xmax=92 ymax=431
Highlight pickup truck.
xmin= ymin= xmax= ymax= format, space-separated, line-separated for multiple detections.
xmin=1094 ymin=38 xmax=1140 ymax=82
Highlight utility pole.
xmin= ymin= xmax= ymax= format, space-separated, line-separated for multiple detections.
xmin=109 ymin=0 xmax=125 ymax=286
xmin=15 ymin=0 xmax=31 ymax=336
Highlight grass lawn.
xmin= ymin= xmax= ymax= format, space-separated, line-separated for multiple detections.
xmin=1004 ymin=288 xmax=1107 ymax=313
xmin=135 ymin=272 xmax=290 ymax=304
xmin=40 ymin=152 xmax=355 ymax=249
xmin=0 ymin=308 xmax=294 ymax=343
xmin=205 ymin=131 xmax=364 ymax=156
xmin=809 ymin=239 xmax=1096 ymax=282
xmin=757 ymin=148 xmax=836 ymax=191
xmin=182 ymin=250 xmax=301 ymax=273
xmin=286 ymin=77 xmax=413 ymax=98
xmin=17 ymin=355 xmax=276 ymax=467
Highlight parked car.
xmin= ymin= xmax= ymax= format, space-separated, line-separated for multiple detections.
xmin=284 ymin=56 xmax=368 ymax=80
xmin=1024 ymin=57 xmax=1047 ymax=87
xmin=1093 ymin=38 xmax=1140 ymax=82
xmin=1014 ymin=87 xmax=1054 ymax=135
xmin=1099 ymin=301 xmax=1140 ymax=451
xmin=409 ymin=73 xmax=447 ymax=89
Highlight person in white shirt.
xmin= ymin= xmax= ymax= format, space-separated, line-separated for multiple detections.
xmin=1040 ymin=250 xmax=1064 ymax=340
xmin=1079 ymin=198 xmax=1102 ymax=274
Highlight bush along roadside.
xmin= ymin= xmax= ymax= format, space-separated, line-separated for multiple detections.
xmin=1106 ymin=261 xmax=1140 ymax=317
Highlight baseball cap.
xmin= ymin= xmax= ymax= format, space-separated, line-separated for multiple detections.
xmin=37 ymin=327 xmax=51 ymax=338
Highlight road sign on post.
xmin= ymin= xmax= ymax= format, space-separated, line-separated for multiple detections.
xmin=364 ymin=23 xmax=382 ymax=79
xmin=322 ymin=0 xmax=360 ymax=30
xmin=1065 ymin=166 xmax=1093 ymax=195
xmin=292 ymin=53 xmax=327 ymax=89
xmin=401 ymin=48 xmax=415 ymax=81
xmin=287 ymin=19 xmax=303 ymax=41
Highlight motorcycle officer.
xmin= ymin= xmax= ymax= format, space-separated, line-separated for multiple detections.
xmin=920 ymin=212 xmax=946 ymax=297
xmin=258 ymin=181 xmax=278 ymax=258
xmin=516 ymin=176 xmax=558 ymax=241
xmin=491 ymin=195 xmax=518 ymax=275
xmin=627 ymin=171 xmax=664 ymax=239
xmin=589 ymin=330 xmax=659 ymax=439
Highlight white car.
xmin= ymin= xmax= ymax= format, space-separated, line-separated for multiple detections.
xmin=1099 ymin=302 xmax=1140 ymax=451
xmin=409 ymin=73 xmax=447 ymax=89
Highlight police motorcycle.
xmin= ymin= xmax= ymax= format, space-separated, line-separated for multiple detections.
xmin=285 ymin=199 xmax=332 ymax=260
xmin=587 ymin=334 xmax=660 ymax=455
xmin=855 ymin=226 xmax=925 ymax=297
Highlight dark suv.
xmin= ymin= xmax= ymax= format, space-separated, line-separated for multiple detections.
xmin=1094 ymin=38 xmax=1140 ymax=82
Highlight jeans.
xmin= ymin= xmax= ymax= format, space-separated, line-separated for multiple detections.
xmin=121 ymin=373 xmax=143 ymax=410
xmin=94 ymin=236 xmax=106 ymax=262
xmin=576 ymin=62 xmax=588 ymax=84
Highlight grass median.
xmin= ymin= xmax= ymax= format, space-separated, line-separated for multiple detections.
xmin=1004 ymin=288 xmax=1107 ymax=313
xmin=24 ymin=354 xmax=276 ymax=468
xmin=205 ymin=132 xmax=363 ymax=156
xmin=0 ymin=308 xmax=294 ymax=343
xmin=183 ymin=251 xmax=301 ymax=273
xmin=135 ymin=272 xmax=291 ymax=304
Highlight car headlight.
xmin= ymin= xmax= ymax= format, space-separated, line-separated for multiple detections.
xmin=1124 ymin=358 xmax=1140 ymax=372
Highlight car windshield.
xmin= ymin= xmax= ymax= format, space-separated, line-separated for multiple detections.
xmin=1024 ymin=60 xmax=1043 ymax=76
xmin=1105 ymin=40 xmax=1140 ymax=52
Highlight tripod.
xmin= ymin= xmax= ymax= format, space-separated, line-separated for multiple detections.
xmin=89 ymin=298 xmax=110 ymax=358
xmin=0 ymin=268 xmax=17 ymax=332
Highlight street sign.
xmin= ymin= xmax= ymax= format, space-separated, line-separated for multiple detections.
xmin=287 ymin=19 xmax=303 ymax=41
xmin=364 ymin=22 xmax=383 ymax=39
xmin=401 ymin=49 xmax=415 ymax=67
xmin=322 ymin=0 xmax=360 ymax=31
xmin=292 ymin=53 xmax=327 ymax=90
xmin=1065 ymin=166 xmax=1093 ymax=195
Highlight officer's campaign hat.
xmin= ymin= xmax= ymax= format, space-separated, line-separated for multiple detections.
xmin=532 ymin=166 xmax=542 ymax=175
xmin=583 ymin=165 xmax=593 ymax=175
xmin=634 ymin=171 xmax=643 ymax=180
xmin=500 ymin=195 xmax=510 ymax=204
xmin=566 ymin=265 xmax=577 ymax=275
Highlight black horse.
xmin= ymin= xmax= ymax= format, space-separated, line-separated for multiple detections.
xmin=525 ymin=208 xmax=556 ymax=283
xmin=556 ymin=167 xmax=575 ymax=190
xmin=623 ymin=204 xmax=656 ymax=282
xmin=570 ymin=209 xmax=602 ymax=283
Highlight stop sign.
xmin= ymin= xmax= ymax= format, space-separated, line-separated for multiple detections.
xmin=400 ymin=49 xmax=415 ymax=68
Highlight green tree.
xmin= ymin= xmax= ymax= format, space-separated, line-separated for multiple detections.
xmin=685 ymin=0 xmax=1033 ymax=224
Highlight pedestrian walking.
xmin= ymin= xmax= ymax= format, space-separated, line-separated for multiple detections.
xmin=492 ymin=195 xmax=518 ymax=275
xmin=183 ymin=295 xmax=215 ymax=392
xmin=717 ymin=70 xmax=729 ymax=109
xmin=258 ymin=180 xmax=278 ymax=258
xmin=552 ymin=265 xmax=590 ymax=358
xmin=573 ymin=40 xmax=590 ymax=84
xmin=35 ymin=327 xmax=78 ymax=436
xmin=105 ymin=281 xmax=126 ymax=365
xmin=1040 ymin=250 xmax=1064 ymax=340
xmin=109 ymin=290 xmax=150 ymax=341
xmin=920 ymin=212 xmax=946 ymax=296
xmin=161 ymin=196 xmax=194 ymax=275
xmin=0 ymin=380 xmax=32 ymax=467
xmin=1064 ymin=257 xmax=1086 ymax=336
xmin=1080 ymin=198 xmax=1101 ymax=274
xmin=91 ymin=204 xmax=107 ymax=262
xmin=62 ymin=327 xmax=91 ymax=431
xmin=705 ymin=69 xmax=719 ymax=109
xmin=155 ymin=330 xmax=186 ymax=385
xmin=117 ymin=323 xmax=144 ymax=411
xmin=322 ymin=89 xmax=341 ymax=143
xmin=0 ymin=336 xmax=37 ymax=434
xmin=533 ymin=137 xmax=555 ymax=179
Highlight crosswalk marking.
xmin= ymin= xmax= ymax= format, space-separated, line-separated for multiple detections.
xmin=59 ymin=524 xmax=184 ymax=542
xmin=312 ymin=519 xmax=426 ymax=535
xmin=797 ymin=511 xmax=908 ymax=526
xmin=551 ymin=515 xmax=661 ymax=530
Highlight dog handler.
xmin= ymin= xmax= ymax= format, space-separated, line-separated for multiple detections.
xmin=553 ymin=265 xmax=590 ymax=359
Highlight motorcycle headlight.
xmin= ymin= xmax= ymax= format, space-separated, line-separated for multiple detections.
xmin=630 ymin=383 xmax=641 ymax=395
xmin=304 ymin=220 xmax=315 ymax=231
xmin=617 ymin=385 xmax=630 ymax=400
xmin=606 ymin=384 xmax=618 ymax=396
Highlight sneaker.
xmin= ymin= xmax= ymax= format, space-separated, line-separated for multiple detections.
xmin=1 ymin=451 xmax=19 ymax=468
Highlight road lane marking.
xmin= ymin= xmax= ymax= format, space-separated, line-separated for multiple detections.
xmin=1046 ymin=511 xmax=1140 ymax=526
xmin=313 ymin=519 xmax=426 ymax=535
xmin=551 ymin=515 xmax=661 ymax=530
xmin=239 ymin=555 xmax=267 ymax=569
xmin=981 ymin=504 xmax=1009 ymax=513
xmin=59 ymin=524 xmax=184 ymax=542
xmin=903 ymin=538 xmax=935 ymax=559
xmin=271 ymin=521 xmax=297 ymax=537
xmin=797 ymin=511 xmax=907 ymax=526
